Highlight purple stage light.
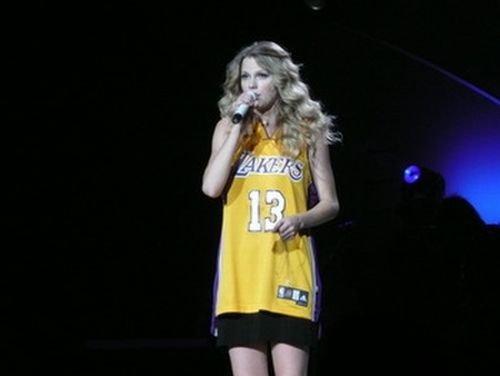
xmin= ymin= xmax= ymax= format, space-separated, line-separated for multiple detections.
xmin=403 ymin=165 xmax=421 ymax=184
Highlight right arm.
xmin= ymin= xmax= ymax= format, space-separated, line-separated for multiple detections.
xmin=201 ymin=117 xmax=243 ymax=198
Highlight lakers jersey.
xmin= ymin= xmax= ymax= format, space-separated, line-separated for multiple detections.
xmin=211 ymin=122 xmax=322 ymax=334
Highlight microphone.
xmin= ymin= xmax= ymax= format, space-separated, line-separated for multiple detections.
xmin=231 ymin=92 xmax=256 ymax=124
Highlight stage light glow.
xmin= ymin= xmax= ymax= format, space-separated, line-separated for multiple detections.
xmin=403 ymin=165 xmax=421 ymax=184
xmin=305 ymin=0 xmax=325 ymax=11
xmin=439 ymin=124 xmax=500 ymax=225
xmin=401 ymin=165 xmax=446 ymax=203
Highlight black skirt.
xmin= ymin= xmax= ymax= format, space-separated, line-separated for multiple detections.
xmin=215 ymin=311 xmax=320 ymax=348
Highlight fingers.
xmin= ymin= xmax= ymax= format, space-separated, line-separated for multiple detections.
xmin=273 ymin=217 xmax=300 ymax=240
xmin=238 ymin=91 xmax=257 ymax=107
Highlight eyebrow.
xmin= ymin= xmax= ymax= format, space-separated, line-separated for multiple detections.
xmin=241 ymin=68 xmax=269 ymax=75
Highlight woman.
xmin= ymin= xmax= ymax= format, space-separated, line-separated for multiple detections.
xmin=202 ymin=40 xmax=342 ymax=376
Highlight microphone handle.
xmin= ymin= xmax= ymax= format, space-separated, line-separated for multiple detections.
xmin=231 ymin=92 xmax=256 ymax=124
xmin=231 ymin=103 xmax=251 ymax=124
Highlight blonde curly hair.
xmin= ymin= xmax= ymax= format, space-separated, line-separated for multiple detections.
xmin=218 ymin=41 xmax=342 ymax=157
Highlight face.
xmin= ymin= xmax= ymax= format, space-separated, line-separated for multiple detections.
xmin=240 ymin=57 xmax=279 ymax=113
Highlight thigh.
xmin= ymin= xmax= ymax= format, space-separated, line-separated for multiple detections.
xmin=229 ymin=344 xmax=269 ymax=376
xmin=271 ymin=342 xmax=309 ymax=376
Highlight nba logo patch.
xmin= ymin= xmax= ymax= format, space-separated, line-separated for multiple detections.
xmin=277 ymin=285 xmax=309 ymax=307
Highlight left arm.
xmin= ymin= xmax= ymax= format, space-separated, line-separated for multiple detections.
xmin=274 ymin=140 xmax=340 ymax=240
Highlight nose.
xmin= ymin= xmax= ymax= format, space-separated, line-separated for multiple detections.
xmin=249 ymin=76 xmax=258 ymax=89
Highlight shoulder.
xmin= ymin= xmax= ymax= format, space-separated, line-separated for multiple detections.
xmin=308 ymin=138 xmax=331 ymax=166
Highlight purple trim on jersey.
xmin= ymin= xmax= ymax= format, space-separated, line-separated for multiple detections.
xmin=310 ymin=235 xmax=322 ymax=322
xmin=307 ymin=181 xmax=319 ymax=209
xmin=210 ymin=239 xmax=223 ymax=336
xmin=307 ymin=180 xmax=322 ymax=322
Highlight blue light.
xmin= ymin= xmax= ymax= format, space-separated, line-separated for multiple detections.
xmin=436 ymin=114 xmax=500 ymax=225
xmin=403 ymin=165 xmax=421 ymax=184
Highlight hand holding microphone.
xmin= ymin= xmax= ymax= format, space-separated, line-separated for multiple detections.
xmin=231 ymin=91 xmax=257 ymax=124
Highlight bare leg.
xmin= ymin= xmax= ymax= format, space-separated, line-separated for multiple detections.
xmin=271 ymin=342 xmax=309 ymax=376
xmin=228 ymin=344 xmax=269 ymax=376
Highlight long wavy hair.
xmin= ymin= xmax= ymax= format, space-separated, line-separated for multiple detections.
xmin=218 ymin=41 xmax=342 ymax=157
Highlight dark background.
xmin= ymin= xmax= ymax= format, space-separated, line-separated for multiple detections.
xmin=7 ymin=1 xmax=500 ymax=374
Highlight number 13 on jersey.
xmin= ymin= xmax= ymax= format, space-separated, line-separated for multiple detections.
xmin=248 ymin=189 xmax=285 ymax=232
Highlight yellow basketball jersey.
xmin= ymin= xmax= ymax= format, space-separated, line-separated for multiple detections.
xmin=212 ymin=122 xmax=322 ymax=330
